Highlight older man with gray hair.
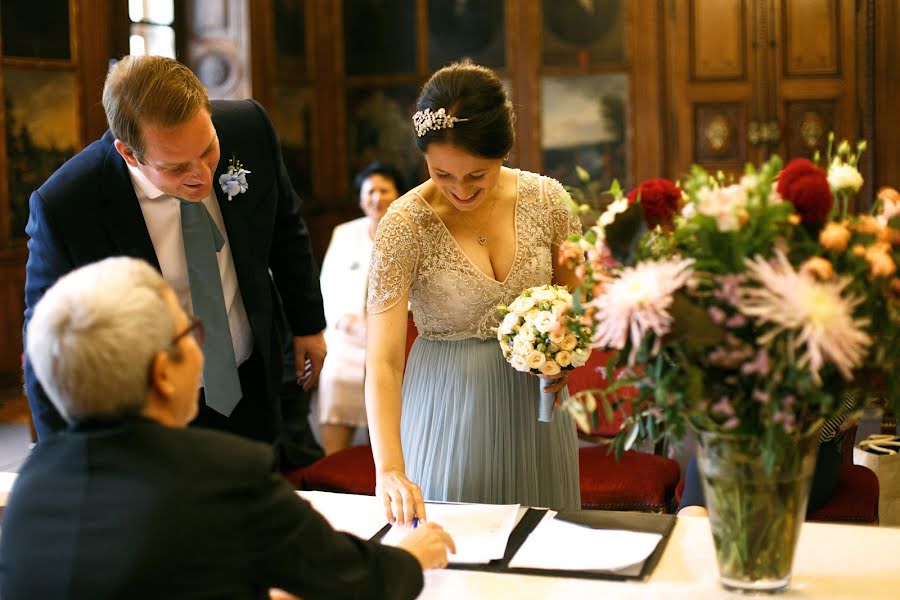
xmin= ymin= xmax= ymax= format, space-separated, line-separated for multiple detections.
xmin=0 ymin=257 xmax=454 ymax=599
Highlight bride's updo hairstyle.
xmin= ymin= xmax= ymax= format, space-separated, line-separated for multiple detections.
xmin=413 ymin=61 xmax=515 ymax=160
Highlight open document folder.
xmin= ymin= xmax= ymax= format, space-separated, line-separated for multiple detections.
xmin=298 ymin=490 xmax=389 ymax=541
xmin=508 ymin=510 xmax=663 ymax=572
xmin=380 ymin=502 xmax=521 ymax=564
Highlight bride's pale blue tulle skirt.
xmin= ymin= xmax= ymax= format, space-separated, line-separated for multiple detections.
xmin=400 ymin=337 xmax=581 ymax=510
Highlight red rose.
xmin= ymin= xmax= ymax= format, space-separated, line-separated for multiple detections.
xmin=627 ymin=179 xmax=681 ymax=230
xmin=777 ymin=159 xmax=833 ymax=224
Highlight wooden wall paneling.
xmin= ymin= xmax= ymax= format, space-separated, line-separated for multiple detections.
xmin=783 ymin=99 xmax=837 ymax=159
xmin=855 ymin=0 xmax=874 ymax=206
xmin=512 ymin=0 xmax=542 ymax=172
xmin=503 ymin=0 xmax=521 ymax=166
xmin=415 ymin=0 xmax=428 ymax=75
xmin=666 ymin=0 xmax=754 ymax=178
xmin=772 ymin=0 xmax=857 ymax=161
xmin=312 ymin=0 xmax=340 ymax=207
xmin=693 ymin=102 xmax=747 ymax=164
xmin=0 ymin=250 xmax=26 ymax=385
xmin=782 ymin=0 xmax=840 ymax=77
xmin=630 ymin=0 xmax=664 ymax=183
xmin=0 ymin=72 xmax=8 ymax=248
xmin=248 ymin=0 xmax=275 ymax=108
xmin=76 ymin=0 xmax=113 ymax=141
xmin=875 ymin=0 xmax=899 ymax=190
xmin=691 ymin=0 xmax=746 ymax=81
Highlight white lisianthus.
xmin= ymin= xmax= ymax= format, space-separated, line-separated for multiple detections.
xmin=828 ymin=160 xmax=864 ymax=193
xmin=518 ymin=327 xmax=536 ymax=344
xmin=739 ymin=174 xmax=758 ymax=190
xmin=531 ymin=287 xmax=558 ymax=302
xmin=508 ymin=295 xmax=536 ymax=315
xmin=555 ymin=288 xmax=573 ymax=303
xmin=696 ymin=184 xmax=746 ymax=232
xmin=523 ymin=307 xmax=540 ymax=323
xmin=570 ymin=348 xmax=590 ymax=368
xmin=597 ymin=197 xmax=629 ymax=229
xmin=555 ymin=350 xmax=572 ymax=367
xmin=526 ymin=350 xmax=547 ymax=370
xmin=539 ymin=360 xmax=562 ymax=376
xmin=532 ymin=311 xmax=555 ymax=334
xmin=498 ymin=312 xmax=519 ymax=335
xmin=512 ymin=336 xmax=532 ymax=357
xmin=560 ymin=333 xmax=578 ymax=351
xmin=510 ymin=355 xmax=529 ymax=372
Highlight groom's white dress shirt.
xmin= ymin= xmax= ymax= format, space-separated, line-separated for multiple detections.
xmin=127 ymin=164 xmax=253 ymax=366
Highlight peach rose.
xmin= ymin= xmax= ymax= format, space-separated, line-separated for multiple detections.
xmin=800 ymin=256 xmax=834 ymax=280
xmin=865 ymin=245 xmax=897 ymax=279
xmin=819 ymin=222 xmax=852 ymax=252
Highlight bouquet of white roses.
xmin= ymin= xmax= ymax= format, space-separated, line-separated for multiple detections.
xmin=496 ymin=284 xmax=593 ymax=421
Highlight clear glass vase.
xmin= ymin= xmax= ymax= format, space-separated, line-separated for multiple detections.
xmin=696 ymin=429 xmax=820 ymax=594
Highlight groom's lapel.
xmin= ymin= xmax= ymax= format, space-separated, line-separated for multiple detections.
xmin=99 ymin=142 xmax=160 ymax=270
xmin=214 ymin=136 xmax=260 ymax=313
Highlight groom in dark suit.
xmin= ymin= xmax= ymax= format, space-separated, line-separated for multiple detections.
xmin=23 ymin=55 xmax=326 ymax=450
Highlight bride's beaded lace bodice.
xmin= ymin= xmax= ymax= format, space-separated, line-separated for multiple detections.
xmin=367 ymin=170 xmax=580 ymax=340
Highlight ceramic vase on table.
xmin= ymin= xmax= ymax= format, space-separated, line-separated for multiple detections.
xmin=696 ymin=428 xmax=820 ymax=593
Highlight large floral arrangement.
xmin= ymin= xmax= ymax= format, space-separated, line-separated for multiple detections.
xmin=561 ymin=138 xmax=900 ymax=465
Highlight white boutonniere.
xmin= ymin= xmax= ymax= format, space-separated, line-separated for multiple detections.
xmin=218 ymin=156 xmax=251 ymax=201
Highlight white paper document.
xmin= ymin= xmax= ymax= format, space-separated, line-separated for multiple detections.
xmin=381 ymin=502 xmax=521 ymax=564
xmin=508 ymin=511 xmax=663 ymax=572
xmin=298 ymin=490 xmax=387 ymax=541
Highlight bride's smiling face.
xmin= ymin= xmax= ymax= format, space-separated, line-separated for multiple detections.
xmin=424 ymin=142 xmax=504 ymax=212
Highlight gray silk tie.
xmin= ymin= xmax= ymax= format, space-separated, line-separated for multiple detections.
xmin=180 ymin=200 xmax=243 ymax=415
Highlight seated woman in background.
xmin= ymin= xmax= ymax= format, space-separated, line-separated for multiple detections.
xmin=316 ymin=162 xmax=405 ymax=454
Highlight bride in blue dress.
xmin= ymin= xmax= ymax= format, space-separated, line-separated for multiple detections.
xmin=365 ymin=62 xmax=582 ymax=525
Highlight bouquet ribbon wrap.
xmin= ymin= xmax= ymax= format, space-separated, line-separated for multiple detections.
xmin=539 ymin=379 xmax=559 ymax=422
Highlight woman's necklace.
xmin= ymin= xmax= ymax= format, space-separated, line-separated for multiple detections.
xmin=457 ymin=187 xmax=500 ymax=246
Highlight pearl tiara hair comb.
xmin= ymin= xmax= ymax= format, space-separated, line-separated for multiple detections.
xmin=412 ymin=108 xmax=470 ymax=137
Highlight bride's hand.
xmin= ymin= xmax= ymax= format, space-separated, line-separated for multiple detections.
xmin=376 ymin=469 xmax=426 ymax=526
xmin=538 ymin=371 xmax=570 ymax=408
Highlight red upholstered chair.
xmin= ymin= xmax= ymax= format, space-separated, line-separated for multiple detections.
xmin=285 ymin=443 xmax=377 ymax=495
xmin=673 ymin=437 xmax=880 ymax=524
xmin=568 ymin=351 xmax=681 ymax=512
xmin=283 ymin=313 xmax=418 ymax=494
xmin=579 ymin=446 xmax=680 ymax=512
xmin=807 ymin=464 xmax=879 ymax=523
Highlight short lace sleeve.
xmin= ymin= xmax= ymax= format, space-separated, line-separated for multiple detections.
xmin=543 ymin=176 xmax=582 ymax=245
xmin=367 ymin=209 xmax=419 ymax=314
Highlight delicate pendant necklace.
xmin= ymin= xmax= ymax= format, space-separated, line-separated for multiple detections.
xmin=458 ymin=190 xmax=499 ymax=246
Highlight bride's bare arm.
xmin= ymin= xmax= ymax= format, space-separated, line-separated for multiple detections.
xmin=365 ymin=294 xmax=425 ymax=525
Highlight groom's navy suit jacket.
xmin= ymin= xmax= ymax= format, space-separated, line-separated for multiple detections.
xmin=23 ymin=100 xmax=326 ymax=440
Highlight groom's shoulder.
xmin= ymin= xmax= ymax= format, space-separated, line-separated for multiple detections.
xmin=211 ymin=99 xmax=274 ymax=134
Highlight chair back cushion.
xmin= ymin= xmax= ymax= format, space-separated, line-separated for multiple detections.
xmin=286 ymin=444 xmax=376 ymax=495
xmin=579 ymin=446 xmax=680 ymax=512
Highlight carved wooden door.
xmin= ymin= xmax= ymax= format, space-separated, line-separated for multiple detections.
xmin=665 ymin=0 xmax=858 ymax=179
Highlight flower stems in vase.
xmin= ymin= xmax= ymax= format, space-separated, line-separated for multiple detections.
xmin=697 ymin=429 xmax=820 ymax=593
